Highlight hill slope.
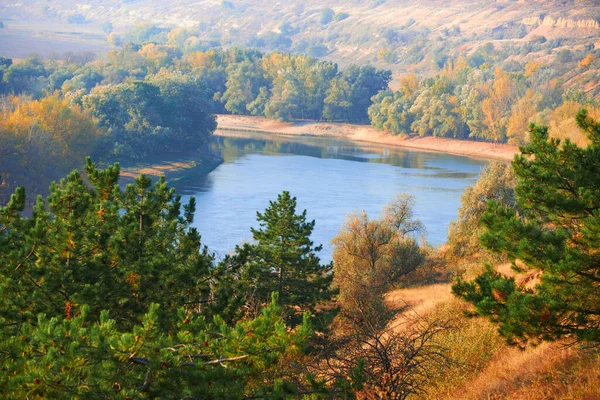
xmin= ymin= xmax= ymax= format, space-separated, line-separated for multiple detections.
xmin=2 ymin=0 xmax=600 ymax=75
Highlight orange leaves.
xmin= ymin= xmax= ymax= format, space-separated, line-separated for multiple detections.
xmin=481 ymin=68 xmax=517 ymax=142
xmin=126 ymin=271 xmax=140 ymax=291
xmin=184 ymin=50 xmax=219 ymax=70
xmin=398 ymin=74 xmax=419 ymax=98
xmin=506 ymin=89 xmax=542 ymax=146
xmin=64 ymin=302 xmax=73 ymax=320
xmin=0 ymin=94 xmax=102 ymax=168
xmin=578 ymin=54 xmax=596 ymax=70
xmin=524 ymin=61 xmax=544 ymax=78
xmin=139 ymin=44 xmax=170 ymax=74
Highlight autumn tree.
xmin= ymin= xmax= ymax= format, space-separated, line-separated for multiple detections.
xmin=480 ymin=68 xmax=516 ymax=142
xmin=332 ymin=195 xmax=425 ymax=326
xmin=506 ymin=89 xmax=542 ymax=146
xmin=0 ymin=94 xmax=102 ymax=196
xmin=578 ymin=54 xmax=597 ymax=70
xmin=446 ymin=161 xmax=516 ymax=259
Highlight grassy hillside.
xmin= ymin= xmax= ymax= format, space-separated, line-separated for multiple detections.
xmin=386 ymin=280 xmax=600 ymax=399
xmin=3 ymin=0 xmax=600 ymax=77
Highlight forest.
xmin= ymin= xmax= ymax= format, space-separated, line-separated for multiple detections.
xmin=3 ymin=24 xmax=600 ymax=166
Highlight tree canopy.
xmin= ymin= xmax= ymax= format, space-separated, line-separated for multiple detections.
xmin=83 ymin=74 xmax=216 ymax=159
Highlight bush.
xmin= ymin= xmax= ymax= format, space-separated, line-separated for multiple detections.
xmin=333 ymin=12 xmax=349 ymax=22
xmin=332 ymin=194 xmax=425 ymax=325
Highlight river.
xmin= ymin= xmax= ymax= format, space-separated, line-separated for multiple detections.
xmin=177 ymin=131 xmax=489 ymax=262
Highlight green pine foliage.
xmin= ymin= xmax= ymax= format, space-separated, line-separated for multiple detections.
xmin=453 ymin=110 xmax=600 ymax=344
xmin=0 ymin=160 xmax=314 ymax=397
xmin=213 ymin=191 xmax=333 ymax=323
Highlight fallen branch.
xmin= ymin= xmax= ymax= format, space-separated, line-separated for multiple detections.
xmin=131 ymin=354 xmax=248 ymax=368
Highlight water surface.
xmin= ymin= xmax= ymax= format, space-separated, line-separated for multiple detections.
xmin=177 ymin=131 xmax=488 ymax=261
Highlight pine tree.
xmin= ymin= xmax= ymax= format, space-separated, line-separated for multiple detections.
xmin=453 ymin=110 xmax=600 ymax=344
xmin=218 ymin=191 xmax=332 ymax=322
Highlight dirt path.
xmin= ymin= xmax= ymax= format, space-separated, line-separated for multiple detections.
xmin=217 ymin=115 xmax=519 ymax=161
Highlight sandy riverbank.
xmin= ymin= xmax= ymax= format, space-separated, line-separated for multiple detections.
xmin=118 ymin=154 xmax=223 ymax=185
xmin=216 ymin=115 xmax=519 ymax=161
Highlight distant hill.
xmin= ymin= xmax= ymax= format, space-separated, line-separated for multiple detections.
xmin=2 ymin=0 xmax=600 ymax=77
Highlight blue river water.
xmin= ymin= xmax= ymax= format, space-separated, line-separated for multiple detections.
xmin=177 ymin=131 xmax=488 ymax=262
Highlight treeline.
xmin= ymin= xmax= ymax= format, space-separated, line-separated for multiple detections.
xmin=369 ymin=59 xmax=600 ymax=144
xmin=0 ymin=48 xmax=391 ymax=124
xmin=2 ymin=34 xmax=600 ymax=193
xmin=0 ymin=94 xmax=102 ymax=199
xmin=83 ymin=73 xmax=216 ymax=159
xmin=0 ymin=73 xmax=216 ymax=198
xmin=4 ymin=45 xmax=600 ymax=150
xmin=0 ymin=47 xmax=391 ymax=194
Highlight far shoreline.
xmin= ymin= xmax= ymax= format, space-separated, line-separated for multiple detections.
xmin=216 ymin=115 xmax=519 ymax=162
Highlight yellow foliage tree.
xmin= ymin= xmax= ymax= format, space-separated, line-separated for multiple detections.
xmin=524 ymin=60 xmax=543 ymax=78
xmin=547 ymin=101 xmax=600 ymax=147
xmin=1 ymin=94 xmax=102 ymax=169
xmin=398 ymin=74 xmax=419 ymax=98
xmin=139 ymin=44 xmax=170 ymax=74
xmin=481 ymin=68 xmax=515 ymax=142
xmin=184 ymin=50 xmax=220 ymax=70
xmin=167 ymin=27 xmax=188 ymax=47
xmin=106 ymin=32 xmax=122 ymax=46
xmin=261 ymin=52 xmax=294 ymax=80
xmin=331 ymin=195 xmax=424 ymax=324
xmin=506 ymin=89 xmax=542 ymax=146
xmin=578 ymin=54 xmax=596 ymax=69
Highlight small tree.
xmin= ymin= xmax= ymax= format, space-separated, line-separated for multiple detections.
xmin=332 ymin=194 xmax=425 ymax=327
xmin=102 ymin=21 xmax=113 ymax=34
xmin=216 ymin=191 xmax=332 ymax=321
xmin=453 ymin=111 xmax=600 ymax=344
xmin=320 ymin=8 xmax=335 ymax=25
xmin=319 ymin=312 xmax=451 ymax=400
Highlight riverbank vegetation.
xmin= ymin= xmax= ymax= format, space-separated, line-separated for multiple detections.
xmin=2 ymin=112 xmax=600 ymax=397
xmin=0 ymin=70 xmax=216 ymax=199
